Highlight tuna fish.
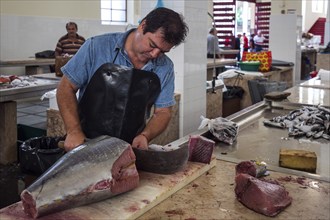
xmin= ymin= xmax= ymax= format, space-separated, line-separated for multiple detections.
xmin=188 ymin=135 xmax=215 ymax=164
xmin=20 ymin=135 xmax=139 ymax=219
xmin=235 ymin=173 xmax=292 ymax=217
xmin=235 ymin=173 xmax=292 ymax=216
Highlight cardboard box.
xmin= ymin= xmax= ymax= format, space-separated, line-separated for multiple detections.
xmin=55 ymin=56 xmax=71 ymax=77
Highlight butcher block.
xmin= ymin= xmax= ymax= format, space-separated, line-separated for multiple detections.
xmin=0 ymin=158 xmax=216 ymax=220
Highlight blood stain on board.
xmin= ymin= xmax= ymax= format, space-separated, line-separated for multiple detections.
xmin=165 ymin=209 xmax=184 ymax=216
xmin=141 ymin=199 xmax=150 ymax=204
xmin=124 ymin=204 xmax=140 ymax=212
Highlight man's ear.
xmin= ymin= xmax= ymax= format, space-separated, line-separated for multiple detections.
xmin=139 ymin=20 xmax=146 ymax=33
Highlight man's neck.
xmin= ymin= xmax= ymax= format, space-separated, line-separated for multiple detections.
xmin=125 ymin=30 xmax=146 ymax=69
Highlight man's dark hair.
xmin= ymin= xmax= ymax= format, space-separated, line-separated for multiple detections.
xmin=66 ymin=22 xmax=78 ymax=30
xmin=141 ymin=7 xmax=189 ymax=46
xmin=209 ymin=27 xmax=216 ymax=34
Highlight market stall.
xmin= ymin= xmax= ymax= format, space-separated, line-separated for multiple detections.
xmin=0 ymin=75 xmax=59 ymax=164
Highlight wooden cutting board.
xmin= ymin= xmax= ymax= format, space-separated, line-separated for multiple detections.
xmin=0 ymin=158 xmax=216 ymax=220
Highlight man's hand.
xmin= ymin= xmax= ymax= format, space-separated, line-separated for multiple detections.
xmin=64 ymin=130 xmax=86 ymax=152
xmin=131 ymin=133 xmax=149 ymax=150
xmin=131 ymin=107 xmax=172 ymax=150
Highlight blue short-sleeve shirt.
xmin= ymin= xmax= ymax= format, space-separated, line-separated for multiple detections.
xmin=61 ymin=29 xmax=175 ymax=108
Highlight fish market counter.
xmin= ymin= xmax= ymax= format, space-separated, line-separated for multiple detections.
xmin=0 ymin=75 xmax=60 ymax=164
xmin=0 ymin=101 xmax=329 ymax=219
xmin=220 ymin=66 xmax=294 ymax=110
xmin=298 ymin=77 xmax=330 ymax=90
xmin=139 ymin=159 xmax=329 ymax=220
xmin=1 ymin=159 xmax=328 ymax=219
xmin=0 ymin=58 xmax=55 ymax=75
xmin=284 ymin=85 xmax=330 ymax=107
xmin=0 ymin=77 xmax=329 ymax=219
xmin=207 ymin=58 xmax=237 ymax=81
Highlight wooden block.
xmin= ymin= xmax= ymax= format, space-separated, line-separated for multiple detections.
xmin=46 ymin=109 xmax=66 ymax=137
xmin=279 ymin=149 xmax=317 ymax=173
xmin=206 ymin=88 xmax=223 ymax=119
xmin=0 ymin=101 xmax=17 ymax=164
xmin=25 ymin=66 xmax=43 ymax=75
xmin=55 ymin=56 xmax=71 ymax=77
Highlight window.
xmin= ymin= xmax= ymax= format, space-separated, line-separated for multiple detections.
xmin=312 ymin=0 xmax=323 ymax=13
xmin=101 ymin=0 xmax=127 ymax=24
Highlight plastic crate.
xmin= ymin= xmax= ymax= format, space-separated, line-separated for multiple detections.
xmin=238 ymin=61 xmax=260 ymax=71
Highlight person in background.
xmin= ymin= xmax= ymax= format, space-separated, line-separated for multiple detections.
xmin=224 ymin=32 xmax=233 ymax=48
xmin=242 ymin=33 xmax=249 ymax=52
xmin=55 ymin=22 xmax=86 ymax=57
xmin=234 ymin=33 xmax=242 ymax=61
xmin=249 ymin=33 xmax=255 ymax=52
xmin=207 ymin=27 xmax=221 ymax=59
xmin=253 ymin=30 xmax=266 ymax=52
xmin=56 ymin=7 xmax=188 ymax=152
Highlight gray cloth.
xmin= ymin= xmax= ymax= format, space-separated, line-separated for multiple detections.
xmin=207 ymin=33 xmax=220 ymax=56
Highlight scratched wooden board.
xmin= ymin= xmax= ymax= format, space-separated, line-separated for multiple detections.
xmin=0 ymin=158 xmax=216 ymax=220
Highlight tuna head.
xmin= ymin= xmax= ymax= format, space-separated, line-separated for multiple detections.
xmin=20 ymin=135 xmax=139 ymax=219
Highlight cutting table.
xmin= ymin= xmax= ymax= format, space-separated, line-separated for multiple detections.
xmin=0 ymin=58 xmax=55 ymax=75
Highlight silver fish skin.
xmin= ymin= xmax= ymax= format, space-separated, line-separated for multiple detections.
xmin=20 ymin=135 xmax=139 ymax=219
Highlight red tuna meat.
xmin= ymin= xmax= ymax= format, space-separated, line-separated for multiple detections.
xmin=235 ymin=173 xmax=292 ymax=217
xmin=188 ymin=135 xmax=215 ymax=164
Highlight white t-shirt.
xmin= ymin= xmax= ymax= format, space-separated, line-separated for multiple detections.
xmin=253 ymin=35 xmax=265 ymax=45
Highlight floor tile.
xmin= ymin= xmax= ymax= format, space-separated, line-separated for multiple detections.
xmin=17 ymin=102 xmax=34 ymax=108
xmin=17 ymin=105 xmax=47 ymax=114
xmin=17 ymin=114 xmax=45 ymax=126
xmin=17 ymin=112 xmax=28 ymax=117
xmin=35 ymin=111 xmax=47 ymax=117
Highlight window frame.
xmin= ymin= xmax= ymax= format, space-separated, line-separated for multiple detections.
xmin=312 ymin=0 xmax=323 ymax=13
xmin=101 ymin=0 xmax=127 ymax=25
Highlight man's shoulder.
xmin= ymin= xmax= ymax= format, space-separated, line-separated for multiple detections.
xmin=91 ymin=32 xmax=123 ymax=40
xmin=58 ymin=34 xmax=69 ymax=41
xmin=77 ymin=34 xmax=86 ymax=41
xmin=88 ymin=32 xmax=124 ymax=46
xmin=153 ymin=54 xmax=174 ymax=69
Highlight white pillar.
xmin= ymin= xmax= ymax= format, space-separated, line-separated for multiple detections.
xmin=140 ymin=0 xmax=208 ymax=137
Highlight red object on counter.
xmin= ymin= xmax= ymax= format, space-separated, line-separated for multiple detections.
xmin=310 ymin=71 xmax=318 ymax=78
xmin=0 ymin=77 xmax=11 ymax=83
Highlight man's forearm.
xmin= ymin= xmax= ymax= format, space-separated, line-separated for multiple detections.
xmin=140 ymin=107 xmax=172 ymax=141
xmin=56 ymin=76 xmax=82 ymax=135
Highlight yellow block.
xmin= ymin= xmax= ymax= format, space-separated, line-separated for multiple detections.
xmin=279 ymin=149 xmax=317 ymax=173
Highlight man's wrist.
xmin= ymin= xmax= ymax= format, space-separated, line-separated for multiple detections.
xmin=139 ymin=133 xmax=150 ymax=141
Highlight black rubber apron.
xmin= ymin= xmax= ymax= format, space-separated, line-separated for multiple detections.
xmin=78 ymin=62 xmax=161 ymax=144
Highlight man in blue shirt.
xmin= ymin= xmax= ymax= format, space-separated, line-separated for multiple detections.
xmin=56 ymin=7 xmax=188 ymax=151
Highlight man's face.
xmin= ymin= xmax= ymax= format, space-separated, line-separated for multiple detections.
xmin=133 ymin=21 xmax=174 ymax=63
xmin=66 ymin=25 xmax=77 ymax=38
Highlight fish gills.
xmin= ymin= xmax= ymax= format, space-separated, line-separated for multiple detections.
xmin=20 ymin=135 xmax=139 ymax=219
